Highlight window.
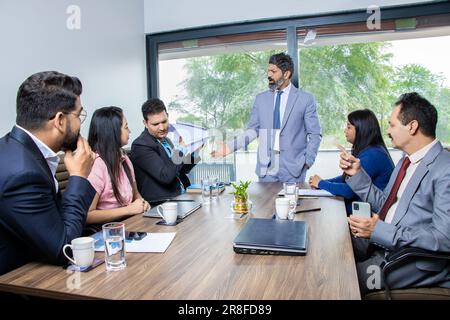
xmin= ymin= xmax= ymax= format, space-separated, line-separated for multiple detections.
xmin=148 ymin=3 xmax=450 ymax=180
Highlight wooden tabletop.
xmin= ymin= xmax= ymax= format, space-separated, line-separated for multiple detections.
xmin=0 ymin=182 xmax=361 ymax=300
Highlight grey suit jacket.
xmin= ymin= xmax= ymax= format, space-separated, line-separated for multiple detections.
xmin=228 ymin=84 xmax=322 ymax=181
xmin=347 ymin=142 xmax=450 ymax=288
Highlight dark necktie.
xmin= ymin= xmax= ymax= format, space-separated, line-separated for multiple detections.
xmin=273 ymin=91 xmax=283 ymax=129
xmin=378 ymin=157 xmax=411 ymax=221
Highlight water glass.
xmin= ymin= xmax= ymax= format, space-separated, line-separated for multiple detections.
xmin=210 ymin=176 xmax=219 ymax=201
xmin=283 ymin=182 xmax=298 ymax=218
xmin=102 ymin=222 xmax=126 ymax=271
xmin=201 ymin=178 xmax=212 ymax=204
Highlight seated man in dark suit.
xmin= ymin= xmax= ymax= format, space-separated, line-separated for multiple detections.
xmin=0 ymin=71 xmax=96 ymax=275
xmin=131 ymin=99 xmax=201 ymax=203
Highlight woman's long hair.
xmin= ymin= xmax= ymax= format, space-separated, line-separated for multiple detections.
xmin=348 ymin=109 xmax=391 ymax=159
xmin=88 ymin=106 xmax=133 ymax=205
xmin=341 ymin=109 xmax=392 ymax=181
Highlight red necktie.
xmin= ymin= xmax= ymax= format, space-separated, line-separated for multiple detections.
xmin=378 ymin=157 xmax=411 ymax=221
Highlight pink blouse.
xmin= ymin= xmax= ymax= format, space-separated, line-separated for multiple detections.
xmin=87 ymin=154 xmax=136 ymax=210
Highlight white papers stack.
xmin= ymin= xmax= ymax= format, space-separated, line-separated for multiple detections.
xmin=94 ymin=232 xmax=176 ymax=253
xmin=168 ymin=122 xmax=209 ymax=154
xmin=278 ymin=189 xmax=334 ymax=197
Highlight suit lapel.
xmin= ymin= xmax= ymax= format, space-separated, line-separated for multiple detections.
xmin=146 ymin=130 xmax=172 ymax=161
xmin=281 ymin=87 xmax=299 ymax=132
xmin=9 ymin=126 xmax=57 ymax=195
xmin=392 ymin=142 xmax=443 ymax=225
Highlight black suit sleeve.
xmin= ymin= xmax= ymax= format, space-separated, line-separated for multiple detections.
xmin=132 ymin=143 xmax=199 ymax=186
xmin=1 ymin=173 xmax=96 ymax=265
xmin=179 ymin=151 xmax=201 ymax=175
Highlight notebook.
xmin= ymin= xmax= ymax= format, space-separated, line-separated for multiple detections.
xmin=143 ymin=200 xmax=202 ymax=219
xmin=278 ymin=188 xmax=333 ymax=197
xmin=186 ymin=183 xmax=226 ymax=194
xmin=233 ymin=218 xmax=308 ymax=256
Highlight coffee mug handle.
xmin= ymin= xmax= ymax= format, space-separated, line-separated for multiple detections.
xmin=62 ymin=244 xmax=76 ymax=265
xmin=157 ymin=205 xmax=165 ymax=219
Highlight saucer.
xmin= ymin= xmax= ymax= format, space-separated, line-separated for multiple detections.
xmin=156 ymin=218 xmax=183 ymax=226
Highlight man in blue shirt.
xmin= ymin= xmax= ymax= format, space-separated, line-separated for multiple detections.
xmin=131 ymin=99 xmax=201 ymax=203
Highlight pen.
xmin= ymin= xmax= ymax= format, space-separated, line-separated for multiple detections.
xmin=295 ymin=208 xmax=321 ymax=214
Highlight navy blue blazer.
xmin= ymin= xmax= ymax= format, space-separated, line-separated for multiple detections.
xmin=131 ymin=129 xmax=200 ymax=203
xmin=0 ymin=126 xmax=96 ymax=275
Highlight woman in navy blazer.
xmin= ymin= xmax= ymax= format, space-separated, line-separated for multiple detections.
xmin=309 ymin=109 xmax=394 ymax=215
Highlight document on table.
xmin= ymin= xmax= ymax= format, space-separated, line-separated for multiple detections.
xmin=93 ymin=232 xmax=176 ymax=253
xmin=278 ymin=189 xmax=334 ymax=197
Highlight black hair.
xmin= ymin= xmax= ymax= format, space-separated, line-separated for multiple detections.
xmin=268 ymin=53 xmax=294 ymax=79
xmin=395 ymin=92 xmax=438 ymax=138
xmin=88 ymin=106 xmax=134 ymax=206
xmin=141 ymin=98 xmax=167 ymax=121
xmin=348 ymin=109 xmax=391 ymax=160
xmin=16 ymin=71 xmax=82 ymax=130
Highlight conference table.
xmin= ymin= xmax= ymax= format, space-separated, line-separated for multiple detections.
xmin=0 ymin=182 xmax=361 ymax=300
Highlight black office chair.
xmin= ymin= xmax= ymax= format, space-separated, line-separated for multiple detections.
xmin=364 ymin=247 xmax=450 ymax=300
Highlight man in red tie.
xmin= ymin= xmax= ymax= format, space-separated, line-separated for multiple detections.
xmin=340 ymin=92 xmax=450 ymax=295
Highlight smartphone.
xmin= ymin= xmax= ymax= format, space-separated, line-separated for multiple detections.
xmin=125 ymin=231 xmax=147 ymax=241
xmin=64 ymin=258 xmax=104 ymax=272
xmin=352 ymin=201 xmax=371 ymax=218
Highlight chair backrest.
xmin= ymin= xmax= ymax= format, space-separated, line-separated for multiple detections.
xmin=55 ymin=154 xmax=69 ymax=193
xmin=188 ymin=162 xmax=236 ymax=185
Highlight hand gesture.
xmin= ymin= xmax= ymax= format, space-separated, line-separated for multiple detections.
xmin=64 ymin=136 xmax=95 ymax=179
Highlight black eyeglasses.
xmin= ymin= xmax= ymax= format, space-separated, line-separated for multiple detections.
xmin=49 ymin=108 xmax=87 ymax=124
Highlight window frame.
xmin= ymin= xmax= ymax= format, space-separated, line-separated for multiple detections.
xmin=146 ymin=1 xmax=450 ymax=99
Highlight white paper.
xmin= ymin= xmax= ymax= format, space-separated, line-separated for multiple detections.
xmin=94 ymin=232 xmax=176 ymax=253
xmin=168 ymin=122 xmax=209 ymax=154
xmin=125 ymin=232 xmax=176 ymax=253
xmin=278 ymin=188 xmax=334 ymax=197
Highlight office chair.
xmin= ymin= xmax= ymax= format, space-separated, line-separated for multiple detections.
xmin=364 ymin=247 xmax=450 ymax=300
xmin=55 ymin=154 xmax=69 ymax=193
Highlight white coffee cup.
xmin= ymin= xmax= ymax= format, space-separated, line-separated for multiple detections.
xmin=63 ymin=237 xmax=95 ymax=267
xmin=157 ymin=202 xmax=178 ymax=224
xmin=275 ymin=198 xmax=291 ymax=220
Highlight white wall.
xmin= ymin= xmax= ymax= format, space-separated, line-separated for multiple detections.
xmin=0 ymin=0 xmax=147 ymax=141
xmin=144 ymin=0 xmax=434 ymax=33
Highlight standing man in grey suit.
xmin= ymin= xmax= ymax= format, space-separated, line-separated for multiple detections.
xmin=340 ymin=92 xmax=450 ymax=295
xmin=212 ymin=53 xmax=322 ymax=182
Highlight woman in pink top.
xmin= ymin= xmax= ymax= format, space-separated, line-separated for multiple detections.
xmin=87 ymin=107 xmax=150 ymax=224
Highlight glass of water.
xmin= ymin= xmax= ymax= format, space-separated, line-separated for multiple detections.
xmin=201 ymin=178 xmax=212 ymax=204
xmin=209 ymin=176 xmax=219 ymax=201
xmin=283 ymin=182 xmax=298 ymax=220
xmin=102 ymin=222 xmax=126 ymax=271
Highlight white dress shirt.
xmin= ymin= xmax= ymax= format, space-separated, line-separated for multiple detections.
xmin=384 ymin=139 xmax=438 ymax=223
xmin=273 ymin=82 xmax=292 ymax=151
xmin=16 ymin=125 xmax=60 ymax=192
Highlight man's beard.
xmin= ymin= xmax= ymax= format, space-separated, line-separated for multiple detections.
xmin=61 ymin=124 xmax=80 ymax=152
xmin=268 ymin=78 xmax=284 ymax=91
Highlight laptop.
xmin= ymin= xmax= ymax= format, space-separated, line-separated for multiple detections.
xmin=233 ymin=218 xmax=308 ymax=256
xmin=143 ymin=200 xmax=202 ymax=219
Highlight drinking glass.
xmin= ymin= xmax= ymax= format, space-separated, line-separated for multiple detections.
xmin=102 ymin=222 xmax=126 ymax=271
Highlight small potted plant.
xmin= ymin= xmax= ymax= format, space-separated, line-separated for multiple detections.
xmin=230 ymin=180 xmax=252 ymax=214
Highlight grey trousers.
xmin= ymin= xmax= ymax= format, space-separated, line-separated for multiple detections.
xmin=351 ymin=236 xmax=386 ymax=295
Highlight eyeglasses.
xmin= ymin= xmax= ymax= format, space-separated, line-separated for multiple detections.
xmin=49 ymin=108 xmax=87 ymax=124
